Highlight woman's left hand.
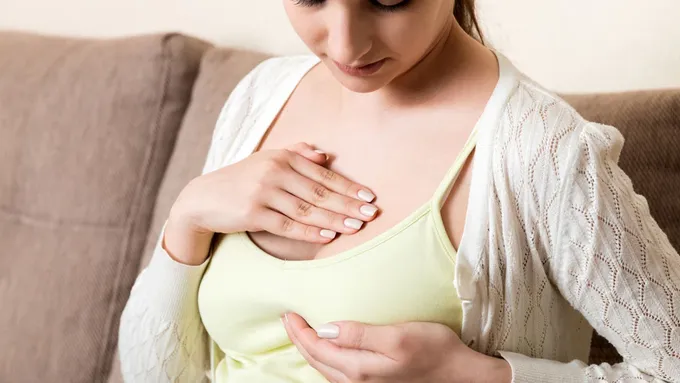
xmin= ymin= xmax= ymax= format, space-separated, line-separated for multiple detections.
xmin=282 ymin=312 xmax=511 ymax=383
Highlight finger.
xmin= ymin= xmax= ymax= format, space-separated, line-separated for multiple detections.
xmin=280 ymin=170 xmax=379 ymax=224
xmin=282 ymin=315 xmax=347 ymax=383
xmin=266 ymin=190 xmax=360 ymax=235
xmin=322 ymin=321 xmax=403 ymax=356
xmin=287 ymin=154 xmax=376 ymax=204
xmin=286 ymin=313 xmax=382 ymax=375
xmin=285 ymin=142 xmax=328 ymax=165
xmin=257 ymin=208 xmax=336 ymax=244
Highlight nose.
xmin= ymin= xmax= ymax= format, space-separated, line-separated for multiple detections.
xmin=325 ymin=7 xmax=372 ymax=66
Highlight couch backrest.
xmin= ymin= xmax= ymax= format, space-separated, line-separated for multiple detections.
xmin=0 ymin=32 xmax=210 ymax=383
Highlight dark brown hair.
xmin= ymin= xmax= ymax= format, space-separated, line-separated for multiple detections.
xmin=453 ymin=0 xmax=485 ymax=44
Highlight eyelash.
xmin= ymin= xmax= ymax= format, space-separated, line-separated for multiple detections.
xmin=293 ymin=0 xmax=411 ymax=13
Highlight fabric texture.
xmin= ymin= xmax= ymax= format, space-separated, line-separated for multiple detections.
xmin=0 ymin=31 xmax=209 ymax=383
xmin=118 ymin=53 xmax=680 ymax=382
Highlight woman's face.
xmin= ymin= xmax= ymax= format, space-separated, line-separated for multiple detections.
xmin=283 ymin=0 xmax=456 ymax=93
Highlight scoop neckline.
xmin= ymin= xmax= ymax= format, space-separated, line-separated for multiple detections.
xmin=233 ymin=50 xmax=518 ymax=269
xmin=237 ymin=201 xmax=433 ymax=269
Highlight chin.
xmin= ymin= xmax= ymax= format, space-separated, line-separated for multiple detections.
xmin=335 ymin=76 xmax=390 ymax=93
xmin=323 ymin=63 xmax=395 ymax=93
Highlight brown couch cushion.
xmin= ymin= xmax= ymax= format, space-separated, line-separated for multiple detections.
xmin=563 ymin=90 xmax=680 ymax=364
xmin=0 ymin=32 xmax=209 ymax=382
xmin=106 ymin=47 xmax=269 ymax=383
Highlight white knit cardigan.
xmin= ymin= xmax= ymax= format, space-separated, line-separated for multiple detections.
xmin=118 ymin=54 xmax=680 ymax=383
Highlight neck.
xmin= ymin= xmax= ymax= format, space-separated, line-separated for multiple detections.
xmin=342 ymin=18 xmax=497 ymax=109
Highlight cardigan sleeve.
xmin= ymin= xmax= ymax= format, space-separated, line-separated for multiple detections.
xmin=116 ymin=64 xmax=259 ymax=383
xmin=501 ymin=122 xmax=680 ymax=382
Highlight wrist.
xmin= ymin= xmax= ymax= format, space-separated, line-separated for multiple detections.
xmin=169 ymin=185 xmax=210 ymax=235
xmin=452 ymin=349 xmax=511 ymax=383
xmin=486 ymin=355 xmax=512 ymax=383
xmin=164 ymin=214 xmax=214 ymax=266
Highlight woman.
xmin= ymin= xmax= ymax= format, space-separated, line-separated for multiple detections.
xmin=118 ymin=1 xmax=680 ymax=382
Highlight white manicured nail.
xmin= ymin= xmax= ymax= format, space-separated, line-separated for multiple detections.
xmin=344 ymin=218 xmax=363 ymax=230
xmin=358 ymin=190 xmax=375 ymax=203
xmin=320 ymin=229 xmax=337 ymax=239
xmin=316 ymin=324 xmax=340 ymax=339
xmin=314 ymin=149 xmax=329 ymax=161
xmin=360 ymin=205 xmax=378 ymax=217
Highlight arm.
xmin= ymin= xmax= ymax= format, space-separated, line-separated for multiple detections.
xmin=500 ymin=123 xmax=680 ymax=382
xmin=117 ymin=229 xmax=212 ymax=382
xmin=117 ymin=67 xmax=258 ymax=382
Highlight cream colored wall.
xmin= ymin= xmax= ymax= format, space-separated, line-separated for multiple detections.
xmin=1 ymin=0 xmax=678 ymax=93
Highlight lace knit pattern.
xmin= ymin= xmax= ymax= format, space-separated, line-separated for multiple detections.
xmin=118 ymin=56 xmax=680 ymax=382
xmin=459 ymin=77 xmax=680 ymax=381
xmin=118 ymin=252 xmax=211 ymax=382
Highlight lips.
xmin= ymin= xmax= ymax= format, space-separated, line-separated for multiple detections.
xmin=333 ymin=59 xmax=386 ymax=77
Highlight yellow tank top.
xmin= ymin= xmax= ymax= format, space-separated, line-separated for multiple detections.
xmin=197 ymin=121 xmax=477 ymax=382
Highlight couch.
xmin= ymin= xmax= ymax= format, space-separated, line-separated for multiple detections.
xmin=1 ymin=31 xmax=678 ymax=383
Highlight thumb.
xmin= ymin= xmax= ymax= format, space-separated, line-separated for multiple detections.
xmin=316 ymin=321 xmax=400 ymax=354
xmin=285 ymin=142 xmax=328 ymax=165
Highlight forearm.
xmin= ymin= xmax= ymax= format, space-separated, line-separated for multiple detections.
xmin=118 ymin=221 xmax=211 ymax=381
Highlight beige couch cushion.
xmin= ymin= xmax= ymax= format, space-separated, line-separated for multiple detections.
xmin=0 ymin=32 xmax=209 ymax=382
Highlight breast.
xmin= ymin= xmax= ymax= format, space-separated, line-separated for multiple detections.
xmin=198 ymin=217 xmax=462 ymax=357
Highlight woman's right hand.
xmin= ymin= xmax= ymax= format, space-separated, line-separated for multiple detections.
xmin=169 ymin=142 xmax=379 ymax=247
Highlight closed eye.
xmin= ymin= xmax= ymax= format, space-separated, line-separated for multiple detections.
xmin=293 ymin=0 xmax=412 ymax=13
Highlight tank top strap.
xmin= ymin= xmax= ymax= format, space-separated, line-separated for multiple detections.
xmin=431 ymin=125 xmax=479 ymax=209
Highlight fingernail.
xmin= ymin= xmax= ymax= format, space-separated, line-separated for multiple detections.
xmin=360 ymin=205 xmax=378 ymax=217
xmin=320 ymin=229 xmax=337 ymax=239
xmin=344 ymin=218 xmax=363 ymax=230
xmin=314 ymin=149 xmax=329 ymax=161
xmin=358 ymin=190 xmax=375 ymax=203
xmin=316 ymin=324 xmax=340 ymax=339
xmin=284 ymin=313 xmax=290 ymax=324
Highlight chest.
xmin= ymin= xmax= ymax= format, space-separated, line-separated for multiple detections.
xmin=247 ymin=84 xmax=478 ymax=261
